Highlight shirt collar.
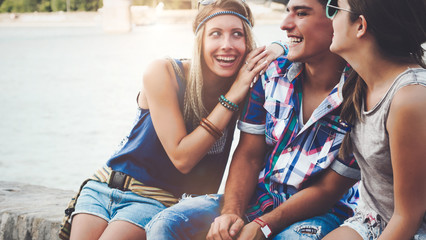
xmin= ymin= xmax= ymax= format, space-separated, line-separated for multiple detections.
xmin=286 ymin=62 xmax=304 ymax=83
xmin=337 ymin=71 xmax=345 ymax=102
xmin=294 ymin=64 xmax=348 ymax=133
xmin=286 ymin=62 xmax=347 ymax=102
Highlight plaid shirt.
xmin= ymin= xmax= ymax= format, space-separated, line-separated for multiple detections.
xmin=238 ymin=55 xmax=360 ymax=221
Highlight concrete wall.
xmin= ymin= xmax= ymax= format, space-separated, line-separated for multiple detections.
xmin=0 ymin=181 xmax=75 ymax=240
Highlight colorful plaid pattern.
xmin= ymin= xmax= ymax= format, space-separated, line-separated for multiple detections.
xmin=238 ymin=56 xmax=360 ymax=222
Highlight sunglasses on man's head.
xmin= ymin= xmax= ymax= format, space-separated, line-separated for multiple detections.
xmin=198 ymin=0 xmax=246 ymax=9
xmin=326 ymin=0 xmax=356 ymax=19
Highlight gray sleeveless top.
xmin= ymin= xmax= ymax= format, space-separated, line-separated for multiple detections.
xmin=351 ymin=68 xmax=426 ymax=233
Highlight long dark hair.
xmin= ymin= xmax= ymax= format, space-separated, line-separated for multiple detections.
xmin=348 ymin=0 xmax=426 ymax=67
xmin=339 ymin=69 xmax=366 ymax=159
xmin=339 ymin=0 xmax=426 ymax=159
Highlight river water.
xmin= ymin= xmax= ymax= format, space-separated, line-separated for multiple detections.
xmin=0 ymin=23 xmax=284 ymax=191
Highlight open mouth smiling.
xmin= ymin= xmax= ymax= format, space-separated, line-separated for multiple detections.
xmin=289 ymin=36 xmax=303 ymax=44
xmin=215 ymin=56 xmax=237 ymax=63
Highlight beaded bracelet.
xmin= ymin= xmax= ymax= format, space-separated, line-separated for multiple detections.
xmin=220 ymin=101 xmax=236 ymax=111
xmin=218 ymin=95 xmax=239 ymax=112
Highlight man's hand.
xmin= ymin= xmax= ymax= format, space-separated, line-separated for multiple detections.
xmin=206 ymin=133 xmax=266 ymax=240
xmin=236 ymin=222 xmax=265 ymax=240
xmin=206 ymin=214 xmax=245 ymax=240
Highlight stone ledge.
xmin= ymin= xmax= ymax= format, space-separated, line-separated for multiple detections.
xmin=0 ymin=181 xmax=75 ymax=240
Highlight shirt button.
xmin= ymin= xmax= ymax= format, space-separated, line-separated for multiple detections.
xmin=274 ymin=190 xmax=279 ymax=194
xmin=287 ymin=147 xmax=293 ymax=152
xmin=327 ymin=105 xmax=332 ymax=109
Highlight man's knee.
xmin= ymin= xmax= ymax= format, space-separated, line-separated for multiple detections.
xmin=273 ymin=213 xmax=341 ymax=240
xmin=274 ymin=224 xmax=322 ymax=240
xmin=145 ymin=194 xmax=222 ymax=238
xmin=293 ymin=224 xmax=322 ymax=239
xmin=146 ymin=210 xmax=187 ymax=232
xmin=145 ymin=210 xmax=187 ymax=239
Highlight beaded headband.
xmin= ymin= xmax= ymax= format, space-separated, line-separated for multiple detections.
xmin=195 ymin=11 xmax=252 ymax=34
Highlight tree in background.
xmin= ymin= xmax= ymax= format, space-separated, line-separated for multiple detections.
xmin=0 ymin=0 xmax=102 ymax=12
xmin=132 ymin=0 xmax=157 ymax=7
xmin=0 ymin=0 xmax=192 ymax=12
xmin=82 ymin=0 xmax=101 ymax=11
xmin=0 ymin=0 xmax=12 ymax=12
xmin=132 ymin=0 xmax=192 ymax=9
xmin=50 ymin=0 xmax=65 ymax=11
xmin=0 ymin=0 xmax=37 ymax=12
xmin=38 ymin=0 xmax=51 ymax=11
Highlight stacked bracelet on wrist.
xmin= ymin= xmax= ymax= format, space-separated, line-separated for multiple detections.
xmin=218 ymin=95 xmax=239 ymax=112
xmin=200 ymin=118 xmax=223 ymax=140
xmin=253 ymin=218 xmax=272 ymax=239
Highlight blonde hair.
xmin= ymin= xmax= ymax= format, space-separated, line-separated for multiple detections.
xmin=183 ymin=0 xmax=256 ymax=126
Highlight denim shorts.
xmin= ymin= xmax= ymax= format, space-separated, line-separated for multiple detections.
xmin=342 ymin=206 xmax=425 ymax=240
xmin=72 ymin=180 xmax=167 ymax=229
xmin=341 ymin=207 xmax=384 ymax=240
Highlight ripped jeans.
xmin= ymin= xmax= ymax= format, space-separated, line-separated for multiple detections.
xmin=145 ymin=194 xmax=343 ymax=240
xmin=146 ymin=194 xmax=221 ymax=240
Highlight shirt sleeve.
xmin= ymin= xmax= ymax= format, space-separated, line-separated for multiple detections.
xmin=237 ymin=71 xmax=267 ymax=135
xmin=331 ymin=154 xmax=361 ymax=180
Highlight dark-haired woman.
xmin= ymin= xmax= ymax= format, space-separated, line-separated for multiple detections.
xmin=323 ymin=0 xmax=426 ymax=239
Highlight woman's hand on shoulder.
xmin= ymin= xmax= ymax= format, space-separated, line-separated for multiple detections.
xmin=255 ymin=42 xmax=286 ymax=75
xmin=225 ymin=43 xmax=285 ymax=105
xmin=225 ymin=46 xmax=269 ymax=105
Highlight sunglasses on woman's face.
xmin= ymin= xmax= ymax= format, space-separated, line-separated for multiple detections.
xmin=198 ymin=0 xmax=246 ymax=9
xmin=326 ymin=0 xmax=356 ymax=19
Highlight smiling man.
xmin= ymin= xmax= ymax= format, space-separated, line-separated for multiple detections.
xmin=145 ymin=0 xmax=361 ymax=239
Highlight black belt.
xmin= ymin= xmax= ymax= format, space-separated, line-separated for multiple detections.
xmin=108 ymin=170 xmax=131 ymax=191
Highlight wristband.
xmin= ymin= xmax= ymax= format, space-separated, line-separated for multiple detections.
xmin=271 ymin=40 xmax=289 ymax=54
xmin=253 ymin=218 xmax=272 ymax=238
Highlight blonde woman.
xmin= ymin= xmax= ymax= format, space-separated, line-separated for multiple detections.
xmin=60 ymin=0 xmax=285 ymax=240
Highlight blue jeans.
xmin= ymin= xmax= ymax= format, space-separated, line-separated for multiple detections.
xmin=146 ymin=194 xmax=221 ymax=239
xmin=145 ymin=194 xmax=343 ymax=240
xmin=274 ymin=213 xmax=342 ymax=239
